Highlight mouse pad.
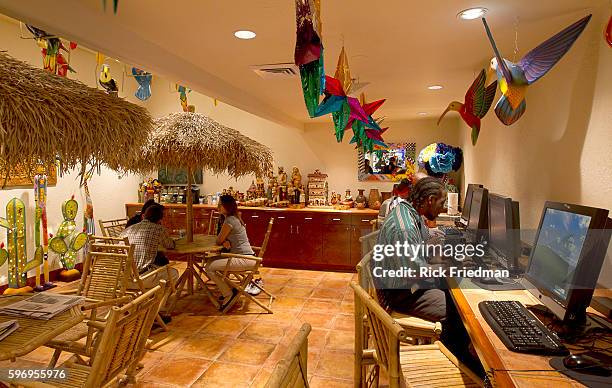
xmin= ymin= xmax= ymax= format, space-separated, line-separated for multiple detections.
xmin=549 ymin=357 xmax=611 ymax=387
xmin=472 ymin=279 xmax=525 ymax=291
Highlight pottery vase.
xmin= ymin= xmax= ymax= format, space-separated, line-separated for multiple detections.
xmin=368 ymin=189 xmax=382 ymax=210
xmin=355 ymin=189 xmax=367 ymax=209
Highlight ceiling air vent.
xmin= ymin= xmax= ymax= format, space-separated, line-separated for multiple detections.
xmin=251 ymin=63 xmax=299 ymax=79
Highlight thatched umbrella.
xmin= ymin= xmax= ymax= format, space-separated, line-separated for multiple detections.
xmin=138 ymin=112 xmax=273 ymax=242
xmin=0 ymin=51 xmax=151 ymax=179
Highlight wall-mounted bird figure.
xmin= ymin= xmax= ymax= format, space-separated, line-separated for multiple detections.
xmin=438 ymin=69 xmax=497 ymax=145
xmin=482 ymin=14 xmax=591 ymax=125
xmin=99 ymin=64 xmax=118 ymax=94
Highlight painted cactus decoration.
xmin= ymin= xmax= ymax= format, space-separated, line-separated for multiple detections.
xmin=49 ymin=198 xmax=87 ymax=270
xmin=0 ymin=199 xmax=43 ymax=289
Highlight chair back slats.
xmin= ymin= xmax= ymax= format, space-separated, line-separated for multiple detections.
xmin=258 ymin=218 xmax=275 ymax=258
xmin=86 ymin=283 xmax=165 ymax=387
xmin=208 ymin=210 xmax=221 ymax=235
xmin=359 ymin=229 xmax=379 ymax=258
xmin=351 ymin=282 xmax=406 ymax=388
xmin=99 ymin=218 xmax=128 ymax=238
xmin=265 ymin=323 xmax=311 ymax=388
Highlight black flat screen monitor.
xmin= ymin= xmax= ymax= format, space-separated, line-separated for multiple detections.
xmin=461 ymin=184 xmax=483 ymax=224
xmin=488 ymin=193 xmax=521 ymax=274
xmin=467 ymin=187 xmax=489 ymax=241
xmin=523 ymin=202 xmax=610 ymax=325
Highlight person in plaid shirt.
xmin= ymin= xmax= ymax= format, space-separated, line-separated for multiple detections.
xmin=120 ymin=204 xmax=178 ymax=288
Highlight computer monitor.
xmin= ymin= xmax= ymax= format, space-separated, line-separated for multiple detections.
xmin=460 ymin=184 xmax=483 ymax=225
xmin=466 ymin=187 xmax=489 ymax=241
xmin=488 ymin=193 xmax=522 ymax=274
xmin=522 ymin=202 xmax=611 ymax=326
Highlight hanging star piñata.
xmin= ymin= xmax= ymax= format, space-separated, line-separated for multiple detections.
xmin=482 ymin=15 xmax=591 ymax=125
xmin=294 ymin=0 xmax=325 ymax=117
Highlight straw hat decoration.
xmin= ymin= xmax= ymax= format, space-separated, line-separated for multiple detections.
xmin=0 ymin=51 xmax=152 ymax=179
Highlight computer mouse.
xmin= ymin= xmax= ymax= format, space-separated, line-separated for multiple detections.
xmin=479 ymin=277 xmax=503 ymax=285
xmin=563 ymin=354 xmax=612 ymax=377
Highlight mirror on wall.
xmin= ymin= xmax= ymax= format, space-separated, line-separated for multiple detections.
xmin=357 ymin=142 xmax=417 ymax=181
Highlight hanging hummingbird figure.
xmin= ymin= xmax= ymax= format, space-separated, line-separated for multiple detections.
xmin=482 ymin=14 xmax=591 ymax=125
xmin=438 ymin=69 xmax=497 ymax=145
xmin=99 ymin=64 xmax=118 ymax=94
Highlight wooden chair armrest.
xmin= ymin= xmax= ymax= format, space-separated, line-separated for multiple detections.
xmin=81 ymin=295 xmax=132 ymax=311
xmin=217 ymin=253 xmax=262 ymax=263
xmin=435 ymin=341 xmax=484 ymax=386
xmin=139 ymin=266 xmax=168 ymax=280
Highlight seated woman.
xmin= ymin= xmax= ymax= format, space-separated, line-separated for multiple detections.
xmin=206 ymin=194 xmax=255 ymax=310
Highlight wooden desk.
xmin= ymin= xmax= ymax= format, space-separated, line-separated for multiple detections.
xmin=166 ymin=235 xmax=221 ymax=311
xmin=449 ymin=279 xmax=611 ymax=387
xmin=0 ymin=295 xmax=84 ymax=361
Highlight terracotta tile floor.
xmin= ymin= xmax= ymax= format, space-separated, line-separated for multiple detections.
xmin=6 ymin=266 xmax=358 ymax=388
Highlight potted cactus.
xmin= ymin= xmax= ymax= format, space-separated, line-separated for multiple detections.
xmin=48 ymin=197 xmax=87 ymax=282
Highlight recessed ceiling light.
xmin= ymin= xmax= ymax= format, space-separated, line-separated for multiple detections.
xmin=234 ymin=30 xmax=256 ymax=40
xmin=418 ymin=112 xmax=427 ymax=115
xmin=457 ymin=7 xmax=488 ymax=20
xmin=427 ymin=85 xmax=443 ymax=90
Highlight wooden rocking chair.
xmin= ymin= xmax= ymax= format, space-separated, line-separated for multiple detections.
xmin=207 ymin=218 xmax=275 ymax=314
xmin=21 ymin=284 xmax=166 ymax=388
xmin=265 ymin=323 xmax=311 ymax=388
xmin=351 ymin=282 xmax=482 ymax=388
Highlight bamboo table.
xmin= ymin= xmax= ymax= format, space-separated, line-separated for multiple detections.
xmin=165 ymin=235 xmax=221 ymax=311
xmin=0 ymin=295 xmax=84 ymax=362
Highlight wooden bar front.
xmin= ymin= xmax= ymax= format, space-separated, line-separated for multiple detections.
xmin=126 ymin=203 xmax=378 ymax=271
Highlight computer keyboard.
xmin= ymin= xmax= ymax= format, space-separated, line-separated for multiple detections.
xmin=438 ymin=225 xmax=462 ymax=236
xmin=479 ymin=301 xmax=568 ymax=355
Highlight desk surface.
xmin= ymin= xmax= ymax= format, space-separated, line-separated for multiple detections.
xmin=449 ymin=279 xmax=611 ymax=387
xmin=0 ymin=295 xmax=84 ymax=361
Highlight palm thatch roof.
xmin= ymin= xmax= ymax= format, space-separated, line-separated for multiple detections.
xmin=0 ymin=51 xmax=152 ymax=178
xmin=138 ymin=112 xmax=273 ymax=178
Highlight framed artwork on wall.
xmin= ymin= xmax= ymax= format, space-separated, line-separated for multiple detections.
xmin=357 ymin=142 xmax=416 ymax=182
xmin=157 ymin=166 xmax=203 ymax=185
xmin=0 ymin=163 xmax=58 ymax=188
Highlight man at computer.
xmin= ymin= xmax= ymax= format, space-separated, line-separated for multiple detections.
xmin=373 ymin=177 xmax=482 ymax=373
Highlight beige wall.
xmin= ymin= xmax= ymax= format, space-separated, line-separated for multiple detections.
xmin=458 ymin=9 xmax=612 ymax=285
xmin=303 ymin=117 xmax=462 ymax=196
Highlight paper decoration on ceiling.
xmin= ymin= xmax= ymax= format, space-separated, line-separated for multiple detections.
xmin=438 ymin=69 xmax=497 ymax=146
xmin=294 ymin=0 xmax=325 ymax=117
xmin=99 ymin=64 xmax=118 ymax=94
xmin=418 ymin=143 xmax=463 ymax=178
xmin=482 ymin=15 xmax=591 ymax=125
xmin=606 ymin=15 xmax=612 ymax=47
xmin=313 ymin=49 xmax=388 ymax=151
xmin=103 ymin=0 xmax=119 ymax=14
xmin=132 ymin=67 xmax=152 ymax=101
xmin=177 ymin=84 xmax=195 ymax=112
xmin=26 ymin=25 xmax=76 ymax=77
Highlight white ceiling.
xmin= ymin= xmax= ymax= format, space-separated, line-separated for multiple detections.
xmin=0 ymin=0 xmax=604 ymax=128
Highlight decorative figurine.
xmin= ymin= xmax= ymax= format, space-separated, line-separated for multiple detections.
xmin=307 ymin=169 xmax=329 ymax=207
xmin=291 ymin=166 xmax=302 ymax=188
xmin=256 ymin=175 xmax=265 ymax=198
xmin=49 ymin=197 xmax=87 ymax=282
xmin=330 ymin=191 xmax=338 ymax=205
xmin=34 ymin=172 xmax=54 ymax=291
xmin=0 ymin=198 xmax=43 ymax=294
xmin=278 ymin=166 xmax=288 ymax=186
xmin=247 ymin=180 xmax=257 ymax=200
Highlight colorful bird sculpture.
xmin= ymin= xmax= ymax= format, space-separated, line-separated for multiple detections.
xmin=438 ymin=69 xmax=497 ymax=145
xmin=482 ymin=15 xmax=591 ymax=125
xmin=26 ymin=25 xmax=75 ymax=77
xmin=99 ymin=64 xmax=118 ymax=94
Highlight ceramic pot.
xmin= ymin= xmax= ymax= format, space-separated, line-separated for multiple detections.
xmin=368 ymin=189 xmax=382 ymax=210
xmin=355 ymin=189 xmax=367 ymax=209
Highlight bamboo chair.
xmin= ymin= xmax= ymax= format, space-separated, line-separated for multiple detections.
xmin=46 ymin=242 xmax=134 ymax=367
xmin=88 ymin=235 xmax=176 ymax=332
xmin=208 ymin=218 xmax=275 ymax=313
xmin=98 ymin=218 xmax=129 ymax=237
xmin=265 ymin=323 xmax=311 ymax=388
xmin=351 ymin=282 xmax=482 ymax=388
xmin=354 ymin=250 xmax=443 ymax=387
xmin=20 ymin=284 xmax=166 ymax=388
xmin=207 ymin=210 xmax=221 ymax=235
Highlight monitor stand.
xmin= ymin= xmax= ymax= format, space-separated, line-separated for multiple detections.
xmin=527 ymin=304 xmax=611 ymax=342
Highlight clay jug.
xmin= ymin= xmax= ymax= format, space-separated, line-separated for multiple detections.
xmin=368 ymin=189 xmax=382 ymax=210
xmin=355 ymin=189 xmax=367 ymax=209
